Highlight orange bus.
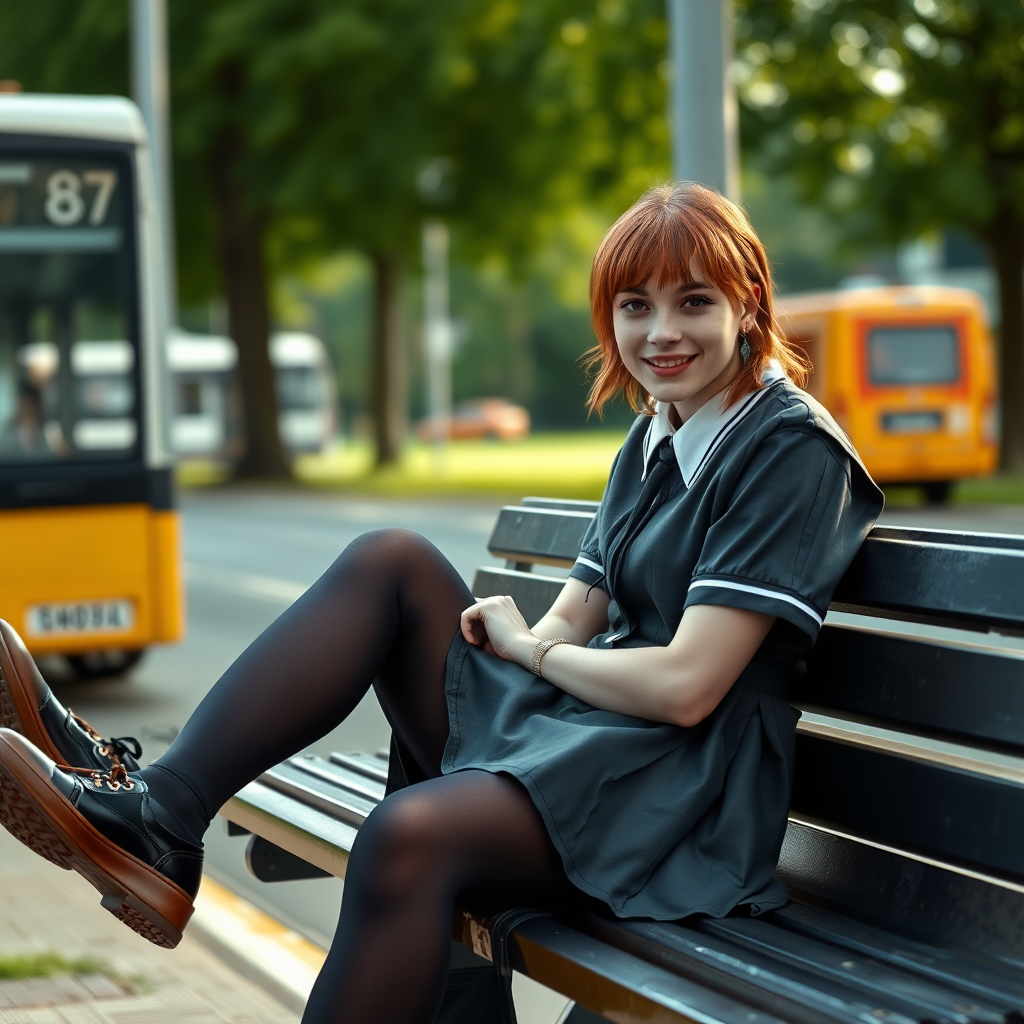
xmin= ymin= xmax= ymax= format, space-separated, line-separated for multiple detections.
xmin=777 ymin=286 xmax=998 ymax=503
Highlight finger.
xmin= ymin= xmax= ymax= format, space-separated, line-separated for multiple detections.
xmin=461 ymin=607 xmax=482 ymax=644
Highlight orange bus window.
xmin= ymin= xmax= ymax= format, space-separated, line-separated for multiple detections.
xmin=866 ymin=325 xmax=960 ymax=386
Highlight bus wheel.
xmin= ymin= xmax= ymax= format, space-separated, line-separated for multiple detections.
xmin=922 ymin=481 xmax=952 ymax=506
xmin=67 ymin=649 xmax=145 ymax=680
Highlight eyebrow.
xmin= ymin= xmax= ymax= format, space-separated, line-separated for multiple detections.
xmin=618 ymin=281 xmax=712 ymax=295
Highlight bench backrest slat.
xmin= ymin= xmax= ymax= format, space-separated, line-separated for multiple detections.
xmin=471 ymin=568 xmax=567 ymax=627
xmin=833 ymin=531 xmax=1024 ymax=633
xmin=797 ymin=625 xmax=1024 ymax=750
xmin=487 ymin=507 xmax=592 ymax=568
xmin=522 ymin=497 xmax=601 ymax=513
xmin=791 ymin=735 xmax=1024 ymax=879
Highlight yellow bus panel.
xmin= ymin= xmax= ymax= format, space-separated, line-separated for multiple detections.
xmin=0 ymin=504 xmax=183 ymax=656
xmin=777 ymin=287 xmax=998 ymax=488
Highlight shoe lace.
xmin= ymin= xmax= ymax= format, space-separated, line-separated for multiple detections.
xmin=68 ymin=763 xmax=137 ymax=792
xmin=70 ymin=711 xmax=143 ymax=766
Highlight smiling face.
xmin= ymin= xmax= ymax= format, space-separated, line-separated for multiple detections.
xmin=612 ymin=258 xmax=761 ymax=425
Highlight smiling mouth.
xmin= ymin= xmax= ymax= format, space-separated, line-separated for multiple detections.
xmin=643 ymin=354 xmax=697 ymax=374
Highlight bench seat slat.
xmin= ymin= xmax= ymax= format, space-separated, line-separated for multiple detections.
xmin=585 ymin=916 xmax=926 ymax=1024
xmin=798 ymin=626 xmax=1024 ymax=750
xmin=697 ymin=916 xmax=1006 ymax=1024
xmin=792 ymin=735 xmax=1024 ymax=879
xmin=473 ymin=915 xmax=791 ymax=1024
xmin=287 ymin=755 xmax=387 ymax=802
xmin=773 ymin=904 xmax=1024 ymax=1008
xmin=328 ymin=751 xmax=389 ymax=784
xmin=258 ymin=762 xmax=377 ymax=827
xmin=222 ymin=782 xmax=357 ymax=879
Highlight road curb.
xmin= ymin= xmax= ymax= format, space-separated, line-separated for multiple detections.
xmin=189 ymin=876 xmax=327 ymax=1014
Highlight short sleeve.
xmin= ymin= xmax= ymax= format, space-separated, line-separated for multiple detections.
xmin=567 ymin=444 xmax=630 ymax=593
xmin=684 ymin=429 xmax=879 ymax=646
xmin=568 ymin=509 xmax=607 ymax=590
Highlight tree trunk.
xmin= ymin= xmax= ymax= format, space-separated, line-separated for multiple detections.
xmin=211 ymin=128 xmax=291 ymax=480
xmin=987 ymin=206 xmax=1024 ymax=472
xmin=371 ymin=252 xmax=407 ymax=466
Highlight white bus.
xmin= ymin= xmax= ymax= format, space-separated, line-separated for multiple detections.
xmin=168 ymin=329 xmax=337 ymax=460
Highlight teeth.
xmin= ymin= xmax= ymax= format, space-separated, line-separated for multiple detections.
xmin=647 ymin=356 xmax=691 ymax=367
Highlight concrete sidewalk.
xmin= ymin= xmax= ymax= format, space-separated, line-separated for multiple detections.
xmin=0 ymin=824 xmax=571 ymax=1024
xmin=0 ymin=826 xmax=299 ymax=1024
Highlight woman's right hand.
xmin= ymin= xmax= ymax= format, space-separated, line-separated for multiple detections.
xmin=461 ymin=596 xmax=537 ymax=668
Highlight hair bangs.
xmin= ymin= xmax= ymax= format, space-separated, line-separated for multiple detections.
xmin=584 ymin=182 xmax=809 ymax=418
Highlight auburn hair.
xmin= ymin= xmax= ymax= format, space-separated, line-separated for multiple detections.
xmin=584 ymin=182 xmax=809 ymax=416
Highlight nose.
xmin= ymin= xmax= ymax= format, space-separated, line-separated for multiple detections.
xmin=647 ymin=309 xmax=683 ymax=347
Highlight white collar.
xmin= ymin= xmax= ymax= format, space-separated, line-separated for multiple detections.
xmin=641 ymin=362 xmax=788 ymax=486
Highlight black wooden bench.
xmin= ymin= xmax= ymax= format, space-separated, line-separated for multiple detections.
xmin=221 ymin=497 xmax=1024 ymax=1024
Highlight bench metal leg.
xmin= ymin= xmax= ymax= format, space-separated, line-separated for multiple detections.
xmin=245 ymin=835 xmax=332 ymax=882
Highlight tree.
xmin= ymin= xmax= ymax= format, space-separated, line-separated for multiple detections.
xmin=2 ymin=0 xmax=673 ymax=470
xmin=735 ymin=0 xmax=1024 ymax=469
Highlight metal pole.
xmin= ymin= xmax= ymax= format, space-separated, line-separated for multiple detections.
xmin=131 ymin=0 xmax=177 ymax=327
xmin=667 ymin=0 xmax=739 ymax=201
xmin=422 ymin=219 xmax=452 ymax=454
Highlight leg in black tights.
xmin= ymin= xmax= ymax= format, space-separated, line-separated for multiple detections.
xmin=138 ymin=529 xmax=568 ymax=1024
xmin=304 ymin=770 xmax=566 ymax=1024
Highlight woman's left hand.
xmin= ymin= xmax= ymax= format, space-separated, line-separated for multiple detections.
xmin=461 ymin=596 xmax=535 ymax=667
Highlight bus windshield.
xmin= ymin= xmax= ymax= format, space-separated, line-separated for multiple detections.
xmin=0 ymin=149 xmax=139 ymax=465
xmin=867 ymin=324 xmax=960 ymax=387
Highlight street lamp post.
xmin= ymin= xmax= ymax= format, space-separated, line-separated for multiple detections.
xmin=666 ymin=0 xmax=739 ymax=201
xmin=422 ymin=219 xmax=453 ymax=456
xmin=131 ymin=0 xmax=176 ymax=330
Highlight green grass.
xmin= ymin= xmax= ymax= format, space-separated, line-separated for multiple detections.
xmin=294 ymin=433 xmax=627 ymax=500
xmin=0 ymin=953 xmax=104 ymax=980
xmin=953 ymin=473 xmax=1024 ymax=505
xmin=177 ymin=433 xmax=1024 ymax=506
xmin=179 ymin=431 xmax=629 ymax=501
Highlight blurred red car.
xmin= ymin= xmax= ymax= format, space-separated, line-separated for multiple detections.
xmin=415 ymin=398 xmax=530 ymax=442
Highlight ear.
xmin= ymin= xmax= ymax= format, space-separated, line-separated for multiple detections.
xmin=739 ymin=283 xmax=762 ymax=332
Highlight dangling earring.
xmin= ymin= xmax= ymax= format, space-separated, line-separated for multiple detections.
xmin=739 ymin=328 xmax=752 ymax=363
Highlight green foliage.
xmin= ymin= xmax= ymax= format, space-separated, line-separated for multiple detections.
xmin=0 ymin=0 xmax=673 ymax=434
xmin=735 ymin=0 xmax=1024 ymax=245
xmin=0 ymin=953 xmax=104 ymax=980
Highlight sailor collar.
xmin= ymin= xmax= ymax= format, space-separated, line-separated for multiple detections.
xmin=641 ymin=362 xmax=788 ymax=486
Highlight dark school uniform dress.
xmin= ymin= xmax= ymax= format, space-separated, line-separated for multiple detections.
xmin=441 ymin=367 xmax=883 ymax=921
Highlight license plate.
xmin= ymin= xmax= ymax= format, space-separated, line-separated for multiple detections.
xmin=881 ymin=412 xmax=942 ymax=434
xmin=26 ymin=600 xmax=135 ymax=637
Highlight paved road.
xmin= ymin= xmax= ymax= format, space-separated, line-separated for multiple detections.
xmin=42 ymin=488 xmax=1024 ymax=947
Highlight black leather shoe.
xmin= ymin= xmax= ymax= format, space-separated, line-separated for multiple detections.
xmin=0 ymin=728 xmax=200 ymax=948
xmin=0 ymin=619 xmax=142 ymax=772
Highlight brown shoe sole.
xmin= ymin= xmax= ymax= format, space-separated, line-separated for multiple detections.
xmin=0 ymin=623 xmax=65 ymax=765
xmin=0 ymin=731 xmax=194 ymax=948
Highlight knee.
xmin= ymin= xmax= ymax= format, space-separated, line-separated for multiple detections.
xmin=348 ymin=789 xmax=450 ymax=904
xmin=333 ymin=528 xmax=435 ymax=577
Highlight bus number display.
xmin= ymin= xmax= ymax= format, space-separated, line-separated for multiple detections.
xmin=45 ymin=169 xmax=118 ymax=226
xmin=0 ymin=159 xmax=120 ymax=229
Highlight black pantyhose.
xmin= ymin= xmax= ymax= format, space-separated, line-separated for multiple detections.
xmin=139 ymin=529 xmax=569 ymax=1024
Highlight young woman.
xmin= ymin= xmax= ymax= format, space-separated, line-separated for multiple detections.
xmin=0 ymin=182 xmax=882 ymax=1024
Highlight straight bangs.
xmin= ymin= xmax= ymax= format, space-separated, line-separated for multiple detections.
xmin=584 ymin=182 xmax=809 ymax=416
